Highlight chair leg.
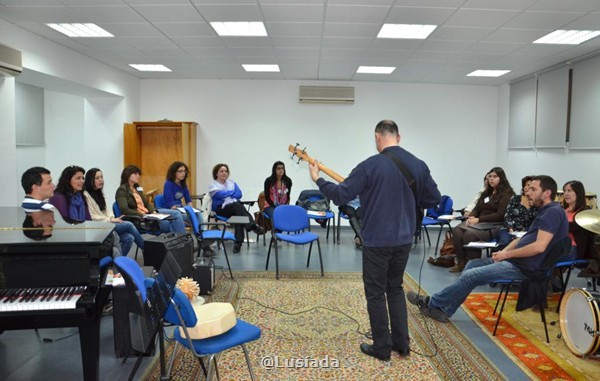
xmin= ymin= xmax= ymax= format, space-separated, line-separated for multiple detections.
xmin=556 ymin=266 xmax=573 ymax=313
xmin=336 ymin=214 xmax=341 ymax=244
xmin=423 ymin=226 xmax=431 ymax=246
xmin=266 ymin=237 xmax=273 ymax=270
xmin=205 ymin=354 xmax=216 ymax=381
xmin=317 ymin=239 xmax=324 ymax=277
xmin=274 ymin=239 xmax=280 ymax=280
xmin=221 ymin=242 xmax=234 ymax=279
xmin=306 ymin=242 xmax=313 ymax=268
xmin=493 ymin=284 xmax=511 ymax=336
xmin=134 ymin=246 xmax=140 ymax=261
xmin=539 ymin=300 xmax=550 ymax=343
xmin=242 ymin=344 xmax=257 ymax=381
xmin=166 ymin=342 xmax=181 ymax=376
xmin=433 ymin=224 xmax=445 ymax=255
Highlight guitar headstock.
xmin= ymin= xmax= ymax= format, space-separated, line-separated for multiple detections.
xmin=288 ymin=144 xmax=314 ymax=163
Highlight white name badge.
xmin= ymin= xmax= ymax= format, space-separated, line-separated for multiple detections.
xmin=484 ymin=197 xmax=490 ymax=203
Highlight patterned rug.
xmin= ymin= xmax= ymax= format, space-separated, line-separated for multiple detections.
xmin=463 ymin=291 xmax=600 ymax=380
xmin=143 ymin=271 xmax=503 ymax=380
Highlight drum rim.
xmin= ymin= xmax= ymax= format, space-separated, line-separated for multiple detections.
xmin=559 ymin=288 xmax=600 ymax=356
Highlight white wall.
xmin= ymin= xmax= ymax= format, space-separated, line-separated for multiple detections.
xmin=140 ymin=80 xmax=501 ymax=210
xmin=0 ymin=18 xmax=140 ymax=205
xmin=496 ymin=84 xmax=600 ymax=196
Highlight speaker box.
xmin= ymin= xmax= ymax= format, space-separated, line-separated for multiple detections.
xmin=144 ymin=233 xmax=194 ymax=277
xmin=193 ymin=258 xmax=215 ymax=295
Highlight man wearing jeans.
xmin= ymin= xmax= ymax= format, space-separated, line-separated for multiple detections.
xmin=309 ymin=120 xmax=441 ymax=361
xmin=408 ymin=175 xmax=568 ymax=322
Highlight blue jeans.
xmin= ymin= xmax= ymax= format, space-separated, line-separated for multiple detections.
xmin=157 ymin=208 xmax=186 ymax=234
xmin=429 ymin=258 xmax=526 ymax=317
xmin=113 ymin=220 xmax=144 ymax=256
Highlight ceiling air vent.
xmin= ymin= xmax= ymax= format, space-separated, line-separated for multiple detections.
xmin=299 ymin=86 xmax=354 ymax=104
xmin=0 ymin=43 xmax=22 ymax=77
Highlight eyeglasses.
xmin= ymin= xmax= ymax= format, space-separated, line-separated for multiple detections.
xmin=177 ymin=170 xmax=187 ymax=173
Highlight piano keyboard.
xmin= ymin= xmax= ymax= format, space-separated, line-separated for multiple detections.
xmin=0 ymin=286 xmax=87 ymax=312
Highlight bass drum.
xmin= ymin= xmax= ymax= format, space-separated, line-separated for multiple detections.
xmin=559 ymin=288 xmax=600 ymax=356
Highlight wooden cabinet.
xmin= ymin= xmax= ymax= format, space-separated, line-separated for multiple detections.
xmin=123 ymin=121 xmax=197 ymax=198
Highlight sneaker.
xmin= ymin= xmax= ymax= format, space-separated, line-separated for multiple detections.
xmin=419 ymin=305 xmax=450 ymax=323
xmin=407 ymin=291 xmax=429 ymax=308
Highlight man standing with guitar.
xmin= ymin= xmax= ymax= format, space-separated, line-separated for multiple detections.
xmin=308 ymin=120 xmax=440 ymax=361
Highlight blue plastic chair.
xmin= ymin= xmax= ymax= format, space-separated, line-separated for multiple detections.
xmin=184 ymin=206 xmax=235 ymax=278
xmin=336 ymin=211 xmax=349 ymax=244
xmin=554 ymin=258 xmax=589 ymax=312
xmin=265 ymin=205 xmax=324 ymax=280
xmin=154 ymin=194 xmax=167 ymax=209
xmin=421 ymin=195 xmax=454 ymax=253
xmin=490 ymin=237 xmax=571 ymax=343
xmin=163 ymin=288 xmax=261 ymax=381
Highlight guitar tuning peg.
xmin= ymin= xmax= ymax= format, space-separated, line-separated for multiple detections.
xmin=297 ymin=157 xmax=303 ymax=164
xmin=302 ymin=146 xmax=307 ymax=154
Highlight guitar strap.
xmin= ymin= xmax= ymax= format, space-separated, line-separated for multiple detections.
xmin=381 ymin=150 xmax=423 ymax=237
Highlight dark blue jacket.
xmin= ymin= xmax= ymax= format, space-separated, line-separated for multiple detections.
xmin=316 ymin=146 xmax=440 ymax=247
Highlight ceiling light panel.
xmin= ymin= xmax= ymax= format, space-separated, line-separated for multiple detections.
xmin=210 ymin=22 xmax=267 ymax=36
xmin=46 ymin=23 xmax=113 ymax=38
xmin=377 ymin=24 xmax=437 ymax=39
xmin=242 ymin=64 xmax=280 ymax=72
xmin=533 ymin=30 xmax=600 ymax=45
xmin=467 ymin=70 xmax=511 ymax=77
xmin=129 ymin=64 xmax=171 ymax=72
xmin=356 ymin=66 xmax=396 ymax=74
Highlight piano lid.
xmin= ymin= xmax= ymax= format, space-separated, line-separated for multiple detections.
xmin=0 ymin=207 xmax=114 ymax=247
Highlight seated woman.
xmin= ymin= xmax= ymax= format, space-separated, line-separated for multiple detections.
xmin=209 ymin=163 xmax=263 ymax=253
xmin=263 ymin=161 xmax=293 ymax=219
xmin=497 ymin=175 xmax=538 ymax=247
xmin=163 ymin=161 xmax=202 ymax=225
xmin=115 ymin=165 xmax=186 ymax=234
xmin=339 ymin=197 xmax=363 ymax=249
xmin=84 ymin=168 xmax=145 ymax=257
xmin=49 ymin=165 xmax=91 ymax=223
xmin=450 ymin=167 xmax=514 ymax=272
xmin=562 ymin=180 xmax=594 ymax=261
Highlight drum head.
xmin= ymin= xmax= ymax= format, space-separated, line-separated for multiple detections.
xmin=559 ymin=288 xmax=600 ymax=356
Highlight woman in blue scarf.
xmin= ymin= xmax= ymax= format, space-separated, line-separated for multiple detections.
xmin=50 ymin=165 xmax=91 ymax=223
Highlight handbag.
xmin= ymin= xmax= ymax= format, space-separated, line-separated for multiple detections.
xmin=439 ymin=231 xmax=455 ymax=256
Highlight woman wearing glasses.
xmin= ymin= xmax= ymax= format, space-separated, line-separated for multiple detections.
xmin=163 ymin=161 xmax=203 ymax=225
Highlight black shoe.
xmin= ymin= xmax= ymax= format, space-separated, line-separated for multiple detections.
xmin=233 ymin=243 xmax=242 ymax=253
xmin=317 ymin=219 xmax=327 ymax=228
xmin=392 ymin=346 xmax=410 ymax=357
xmin=359 ymin=343 xmax=390 ymax=361
xmin=254 ymin=225 xmax=265 ymax=235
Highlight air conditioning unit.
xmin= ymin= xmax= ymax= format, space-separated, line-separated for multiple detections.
xmin=299 ymin=86 xmax=354 ymax=104
xmin=0 ymin=43 xmax=23 ymax=77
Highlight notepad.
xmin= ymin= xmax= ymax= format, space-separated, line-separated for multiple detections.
xmin=466 ymin=241 xmax=498 ymax=248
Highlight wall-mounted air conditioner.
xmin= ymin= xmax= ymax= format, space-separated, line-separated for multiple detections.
xmin=299 ymin=86 xmax=354 ymax=104
xmin=0 ymin=43 xmax=23 ymax=77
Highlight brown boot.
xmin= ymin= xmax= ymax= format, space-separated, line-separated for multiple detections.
xmin=449 ymin=259 xmax=467 ymax=273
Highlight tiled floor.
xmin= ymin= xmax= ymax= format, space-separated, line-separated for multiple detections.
xmin=0 ymin=226 xmax=592 ymax=380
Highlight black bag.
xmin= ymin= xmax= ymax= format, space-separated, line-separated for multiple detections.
xmin=296 ymin=189 xmax=331 ymax=212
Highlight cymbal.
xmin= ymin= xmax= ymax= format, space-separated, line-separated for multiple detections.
xmin=574 ymin=209 xmax=600 ymax=235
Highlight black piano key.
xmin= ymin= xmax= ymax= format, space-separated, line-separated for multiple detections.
xmin=3 ymin=289 xmax=17 ymax=303
xmin=28 ymin=288 xmax=43 ymax=302
xmin=9 ymin=289 xmax=24 ymax=303
xmin=61 ymin=287 xmax=73 ymax=301
xmin=19 ymin=288 xmax=32 ymax=302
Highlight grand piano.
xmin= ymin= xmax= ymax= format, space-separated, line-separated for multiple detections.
xmin=0 ymin=206 xmax=114 ymax=381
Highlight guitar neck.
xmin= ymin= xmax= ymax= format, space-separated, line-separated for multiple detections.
xmin=313 ymin=161 xmax=345 ymax=183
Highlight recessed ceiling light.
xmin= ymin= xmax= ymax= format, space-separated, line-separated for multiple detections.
xmin=467 ymin=70 xmax=511 ymax=77
xmin=211 ymin=22 xmax=267 ymax=37
xmin=46 ymin=23 xmax=113 ymax=38
xmin=357 ymin=66 xmax=396 ymax=74
xmin=377 ymin=24 xmax=437 ymax=39
xmin=129 ymin=64 xmax=171 ymax=72
xmin=242 ymin=64 xmax=280 ymax=72
xmin=533 ymin=30 xmax=600 ymax=45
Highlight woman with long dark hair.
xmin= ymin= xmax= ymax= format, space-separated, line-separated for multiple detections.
xmin=50 ymin=165 xmax=90 ymax=223
xmin=263 ymin=161 xmax=293 ymax=219
xmin=561 ymin=180 xmax=593 ymax=260
xmin=450 ymin=167 xmax=514 ymax=272
xmin=84 ymin=168 xmax=144 ymax=256
xmin=115 ymin=165 xmax=186 ymax=234
xmin=163 ymin=161 xmax=202 ymax=225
